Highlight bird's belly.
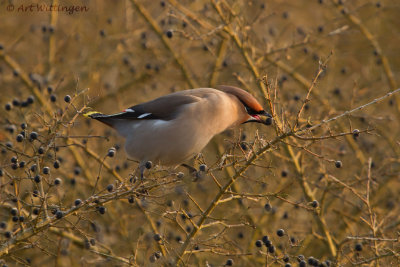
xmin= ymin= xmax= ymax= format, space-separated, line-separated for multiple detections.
xmin=123 ymin=120 xmax=212 ymax=166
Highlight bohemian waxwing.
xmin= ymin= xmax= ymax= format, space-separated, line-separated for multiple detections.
xmin=85 ymin=85 xmax=272 ymax=178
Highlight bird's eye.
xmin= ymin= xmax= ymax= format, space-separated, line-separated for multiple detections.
xmin=245 ymin=106 xmax=260 ymax=115
xmin=245 ymin=106 xmax=254 ymax=113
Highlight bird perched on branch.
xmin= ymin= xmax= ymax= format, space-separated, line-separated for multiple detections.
xmin=85 ymin=85 xmax=272 ymax=178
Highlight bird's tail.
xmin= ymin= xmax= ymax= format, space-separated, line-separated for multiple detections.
xmin=83 ymin=111 xmax=114 ymax=127
xmin=83 ymin=111 xmax=104 ymax=118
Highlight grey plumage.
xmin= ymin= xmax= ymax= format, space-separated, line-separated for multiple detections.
xmin=86 ymin=86 xmax=271 ymax=175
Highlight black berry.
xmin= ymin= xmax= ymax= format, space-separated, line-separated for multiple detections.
xmin=30 ymin=164 xmax=37 ymax=172
xmin=5 ymin=103 xmax=12 ymax=111
xmin=98 ymin=206 xmax=106 ymax=214
xmin=29 ymin=131 xmax=38 ymax=140
xmin=50 ymin=94 xmax=57 ymax=102
xmin=106 ymin=184 xmax=114 ymax=192
xmin=226 ymin=259 xmax=234 ymax=266
xmin=308 ymin=257 xmax=316 ymax=265
xmin=265 ymin=117 xmax=273 ymax=125
xmin=335 ymin=160 xmax=342 ymax=168
xmin=352 ymin=129 xmax=360 ymax=138
xmin=53 ymin=160 xmax=60 ymax=169
xmin=107 ymin=148 xmax=115 ymax=157
xmin=199 ymin=164 xmax=207 ymax=172
xmin=355 ymin=243 xmax=363 ymax=251
xmin=64 ymin=95 xmax=71 ymax=103
xmin=27 ymin=95 xmax=35 ymax=104
xmin=12 ymin=99 xmax=20 ymax=106
xmin=74 ymin=199 xmax=82 ymax=206
xmin=74 ymin=167 xmax=81 ymax=175
xmin=10 ymin=208 xmax=18 ymax=216
xmin=34 ymin=175 xmax=41 ymax=183
xmin=268 ymin=245 xmax=275 ymax=253
xmin=55 ymin=210 xmax=63 ymax=219
xmin=42 ymin=166 xmax=50 ymax=174
xmin=16 ymin=134 xmax=24 ymax=142
xmin=4 ymin=231 xmax=12 ymax=238
xmin=145 ymin=161 xmax=152 ymax=169
xmin=11 ymin=156 xmax=18 ymax=163
xmin=277 ymin=229 xmax=285 ymax=237
xmin=153 ymin=234 xmax=162 ymax=241
xmin=283 ymin=254 xmax=290 ymax=262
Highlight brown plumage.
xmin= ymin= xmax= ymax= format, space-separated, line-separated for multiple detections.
xmin=86 ymin=86 xmax=272 ymax=177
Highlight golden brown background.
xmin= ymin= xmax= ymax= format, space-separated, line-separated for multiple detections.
xmin=0 ymin=0 xmax=399 ymax=266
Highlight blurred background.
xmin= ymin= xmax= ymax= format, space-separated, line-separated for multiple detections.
xmin=0 ymin=0 xmax=399 ymax=266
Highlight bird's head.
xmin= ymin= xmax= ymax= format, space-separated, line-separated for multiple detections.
xmin=217 ymin=85 xmax=273 ymax=125
xmin=242 ymin=106 xmax=273 ymax=125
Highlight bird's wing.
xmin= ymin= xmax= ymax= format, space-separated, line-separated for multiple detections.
xmin=97 ymin=92 xmax=202 ymax=121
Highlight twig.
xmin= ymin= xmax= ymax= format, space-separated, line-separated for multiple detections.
xmin=130 ymin=0 xmax=199 ymax=88
xmin=297 ymin=88 xmax=400 ymax=135
xmin=174 ymin=132 xmax=292 ymax=265
xmin=330 ymin=0 xmax=400 ymax=114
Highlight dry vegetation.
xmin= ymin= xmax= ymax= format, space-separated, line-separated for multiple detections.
xmin=1 ymin=0 xmax=400 ymax=266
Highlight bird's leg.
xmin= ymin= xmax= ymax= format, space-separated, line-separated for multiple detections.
xmin=139 ymin=160 xmax=153 ymax=180
xmin=138 ymin=161 xmax=146 ymax=180
xmin=181 ymin=163 xmax=205 ymax=181
xmin=140 ymin=165 xmax=146 ymax=180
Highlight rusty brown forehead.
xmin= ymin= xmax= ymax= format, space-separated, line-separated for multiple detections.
xmin=216 ymin=85 xmax=264 ymax=112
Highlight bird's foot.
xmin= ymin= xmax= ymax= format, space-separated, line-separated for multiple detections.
xmin=181 ymin=163 xmax=197 ymax=176
xmin=181 ymin=163 xmax=207 ymax=181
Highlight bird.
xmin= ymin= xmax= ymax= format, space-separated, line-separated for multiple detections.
xmin=85 ymin=85 xmax=272 ymax=178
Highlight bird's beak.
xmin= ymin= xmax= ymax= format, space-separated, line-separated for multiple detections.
xmin=244 ymin=111 xmax=273 ymax=125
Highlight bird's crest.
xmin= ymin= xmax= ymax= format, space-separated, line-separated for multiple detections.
xmin=216 ymin=85 xmax=264 ymax=113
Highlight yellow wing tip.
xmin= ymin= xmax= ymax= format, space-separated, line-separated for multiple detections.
xmin=83 ymin=111 xmax=101 ymax=118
